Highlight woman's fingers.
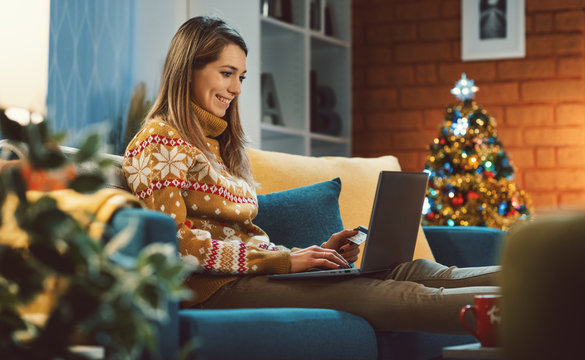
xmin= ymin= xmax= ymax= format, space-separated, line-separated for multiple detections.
xmin=290 ymin=246 xmax=351 ymax=272
xmin=339 ymin=242 xmax=359 ymax=252
xmin=339 ymin=243 xmax=360 ymax=261
xmin=311 ymin=246 xmax=349 ymax=268
xmin=324 ymin=229 xmax=358 ymax=250
xmin=313 ymin=257 xmax=344 ymax=269
xmin=332 ymin=229 xmax=358 ymax=240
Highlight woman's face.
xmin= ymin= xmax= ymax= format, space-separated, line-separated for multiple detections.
xmin=191 ymin=43 xmax=247 ymax=118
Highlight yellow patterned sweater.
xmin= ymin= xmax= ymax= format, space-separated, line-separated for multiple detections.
xmin=122 ymin=106 xmax=291 ymax=306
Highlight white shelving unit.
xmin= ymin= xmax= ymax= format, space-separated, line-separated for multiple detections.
xmin=187 ymin=0 xmax=351 ymax=156
xmin=259 ymin=0 xmax=351 ymax=156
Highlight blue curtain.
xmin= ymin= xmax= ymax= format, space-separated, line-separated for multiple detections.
xmin=47 ymin=0 xmax=134 ymax=153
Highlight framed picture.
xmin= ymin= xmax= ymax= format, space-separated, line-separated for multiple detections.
xmin=462 ymin=0 xmax=525 ymax=61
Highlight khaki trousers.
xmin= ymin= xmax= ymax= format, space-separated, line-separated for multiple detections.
xmin=199 ymin=259 xmax=500 ymax=333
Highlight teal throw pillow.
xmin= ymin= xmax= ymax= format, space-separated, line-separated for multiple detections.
xmin=254 ymin=178 xmax=344 ymax=249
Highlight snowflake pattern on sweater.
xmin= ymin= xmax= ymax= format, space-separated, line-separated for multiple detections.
xmin=123 ymin=119 xmax=290 ymax=278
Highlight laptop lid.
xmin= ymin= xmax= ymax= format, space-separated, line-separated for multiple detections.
xmin=360 ymin=171 xmax=429 ymax=272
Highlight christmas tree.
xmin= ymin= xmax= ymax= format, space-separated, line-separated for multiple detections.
xmin=421 ymin=74 xmax=532 ymax=230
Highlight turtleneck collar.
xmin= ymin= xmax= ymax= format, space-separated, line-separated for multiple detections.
xmin=192 ymin=103 xmax=228 ymax=138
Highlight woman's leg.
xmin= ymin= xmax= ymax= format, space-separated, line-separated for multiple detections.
xmin=388 ymin=258 xmax=500 ymax=288
xmin=199 ymin=260 xmax=500 ymax=333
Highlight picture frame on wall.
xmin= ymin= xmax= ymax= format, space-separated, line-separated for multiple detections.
xmin=462 ymin=0 xmax=525 ymax=61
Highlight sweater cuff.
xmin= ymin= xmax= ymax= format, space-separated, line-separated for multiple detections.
xmin=262 ymin=250 xmax=291 ymax=274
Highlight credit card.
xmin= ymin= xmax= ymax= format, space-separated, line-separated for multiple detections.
xmin=348 ymin=226 xmax=368 ymax=245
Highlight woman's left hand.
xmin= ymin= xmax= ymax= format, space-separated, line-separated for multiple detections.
xmin=322 ymin=229 xmax=361 ymax=264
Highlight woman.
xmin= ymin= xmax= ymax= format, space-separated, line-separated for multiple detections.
xmin=123 ymin=16 xmax=499 ymax=333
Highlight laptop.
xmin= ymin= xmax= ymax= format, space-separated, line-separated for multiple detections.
xmin=268 ymin=171 xmax=429 ymax=279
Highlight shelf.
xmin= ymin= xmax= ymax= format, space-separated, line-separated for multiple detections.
xmin=310 ymin=132 xmax=350 ymax=144
xmin=260 ymin=16 xmax=349 ymax=48
xmin=260 ymin=16 xmax=305 ymax=36
xmin=308 ymin=0 xmax=351 ymax=43
xmin=260 ymin=0 xmax=305 ymax=28
xmin=260 ymin=20 xmax=306 ymax=131
xmin=261 ymin=127 xmax=306 ymax=155
xmin=311 ymin=138 xmax=350 ymax=157
xmin=310 ymin=31 xmax=350 ymax=48
xmin=311 ymin=36 xmax=350 ymax=139
xmin=261 ymin=122 xmax=306 ymax=137
xmin=259 ymin=0 xmax=351 ymax=157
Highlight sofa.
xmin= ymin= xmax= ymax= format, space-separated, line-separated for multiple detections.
xmin=102 ymin=147 xmax=505 ymax=360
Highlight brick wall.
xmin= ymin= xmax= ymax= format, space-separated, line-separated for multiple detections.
xmin=352 ymin=0 xmax=585 ymax=213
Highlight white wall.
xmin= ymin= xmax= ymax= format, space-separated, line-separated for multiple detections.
xmin=0 ymin=0 xmax=50 ymax=113
xmin=132 ymin=0 xmax=189 ymax=99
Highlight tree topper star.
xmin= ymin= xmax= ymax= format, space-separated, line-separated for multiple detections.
xmin=450 ymin=73 xmax=479 ymax=101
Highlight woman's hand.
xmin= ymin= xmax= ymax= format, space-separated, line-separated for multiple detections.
xmin=322 ymin=229 xmax=361 ymax=265
xmin=290 ymin=245 xmax=350 ymax=273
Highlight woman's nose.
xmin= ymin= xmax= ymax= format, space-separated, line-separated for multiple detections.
xmin=229 ymin=78 xmax=241 ymax=95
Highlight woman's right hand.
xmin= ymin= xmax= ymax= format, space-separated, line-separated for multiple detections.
xmin=290 ymin=245 xmax=350 ymax=273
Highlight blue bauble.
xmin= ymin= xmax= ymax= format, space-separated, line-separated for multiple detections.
xmin=498 ymin=201 xmax=508 ymax=216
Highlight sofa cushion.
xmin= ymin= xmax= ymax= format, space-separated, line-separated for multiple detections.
xmin=424 ymin=226 xmax=505 ymax=267
xmin=254 ymin=178 xmax=344 ymax=249
xmin=179 ymin=308 xmax=377 ymax=360
xmin=247 ymin=148 xmax=435 ymax=264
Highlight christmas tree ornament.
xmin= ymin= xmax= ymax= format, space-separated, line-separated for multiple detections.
xmin=422 ymin=74 xmax=532 ymax=230
xmin=450 ymin=73 xmax=479 ymax=101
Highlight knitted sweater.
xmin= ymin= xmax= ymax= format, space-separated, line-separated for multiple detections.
xmin=122 ymin=105 xmax=291 ymax=306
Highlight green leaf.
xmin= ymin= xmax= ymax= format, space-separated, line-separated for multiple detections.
xmin=27 ymin=146 xmax=67 ymax=170
xmin=178 ymin=337 xmax=203 ymax=360
xmin=139 ymin=318 xmax=157 ymax=355
xmin=139 ymin=252 xmax=167 ymax=272
xmin=0 ymin=109 xmax=25 ymax=142
xmin=0 ymin=279 xmax=19 ymax=307
xmin=0 ymin=183 xmax=5 ymax=227
xmin=22 ymin=122 xmax=66 ymax=170
xmin=134 ymin=281 xmax=168 ymax=321
xmin=0 ymin=245 xmax=45 ymax=302
xmin=68 ymin=173 xmax=105 ymax=193
xmin=74 ymin=133 xmax=100 ymax=163
xmin=138 ymin=282 xmax=160 ymax=308
xmin=24 ymin=205 xmax=71 ymax=239
xmin=71 ymin=233 xmax=101 ymax=267
xmin=50 ymin=131 xmax=68 ymax=144
xmin=104 ymin=218 xmax=138 ymax=257
xmin=97 ymin=157 xmax=119 ymax=170
xmin=0 ymin=308 xmax=28 ymax=332
xmin=2 ymin=168 xmax=28 ymax=203
xmin=159 ymin=263 xmax=189 ymax=284
xmin=29 ymin=243 xmax=76 ymax=274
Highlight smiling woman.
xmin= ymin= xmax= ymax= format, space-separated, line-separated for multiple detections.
xmin=123 ymin=17 xmax=266 ymax=306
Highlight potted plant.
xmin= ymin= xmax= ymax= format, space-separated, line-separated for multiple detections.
xmin=0 ymin=108 xmax=191 ymax=359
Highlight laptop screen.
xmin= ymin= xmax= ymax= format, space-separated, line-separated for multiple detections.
xmin=360 ymin=171 xmax=429 ymax=272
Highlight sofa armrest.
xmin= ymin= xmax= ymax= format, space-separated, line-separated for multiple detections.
xmin=106 ymin=208 xmax=180 ymax=359
xmin=423 ymin=226 xmax=505 ymax=267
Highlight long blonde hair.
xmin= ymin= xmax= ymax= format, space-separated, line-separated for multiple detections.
xmin=146 ymin=16 xmax=253 ymax=184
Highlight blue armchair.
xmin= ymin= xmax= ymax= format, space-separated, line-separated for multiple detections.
xmin=108 ymin=209 xmax=505 ymax=360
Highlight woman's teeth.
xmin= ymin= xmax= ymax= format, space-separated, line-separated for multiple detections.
xmin=217 ymin=95 xmax=231 ymax=104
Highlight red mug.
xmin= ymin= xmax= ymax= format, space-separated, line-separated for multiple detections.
xmin=459 ymin=294 xmax=502 ymax=347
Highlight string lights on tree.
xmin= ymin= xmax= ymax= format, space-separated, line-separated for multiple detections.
xmin=421 ymin=73 xmax=532 ymax=230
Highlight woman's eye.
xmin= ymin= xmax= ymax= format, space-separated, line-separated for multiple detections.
xmin=239 ymin=76 xmax=246 ymax=83
xmin=221 ymin=72 xmax=232 ymax=78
